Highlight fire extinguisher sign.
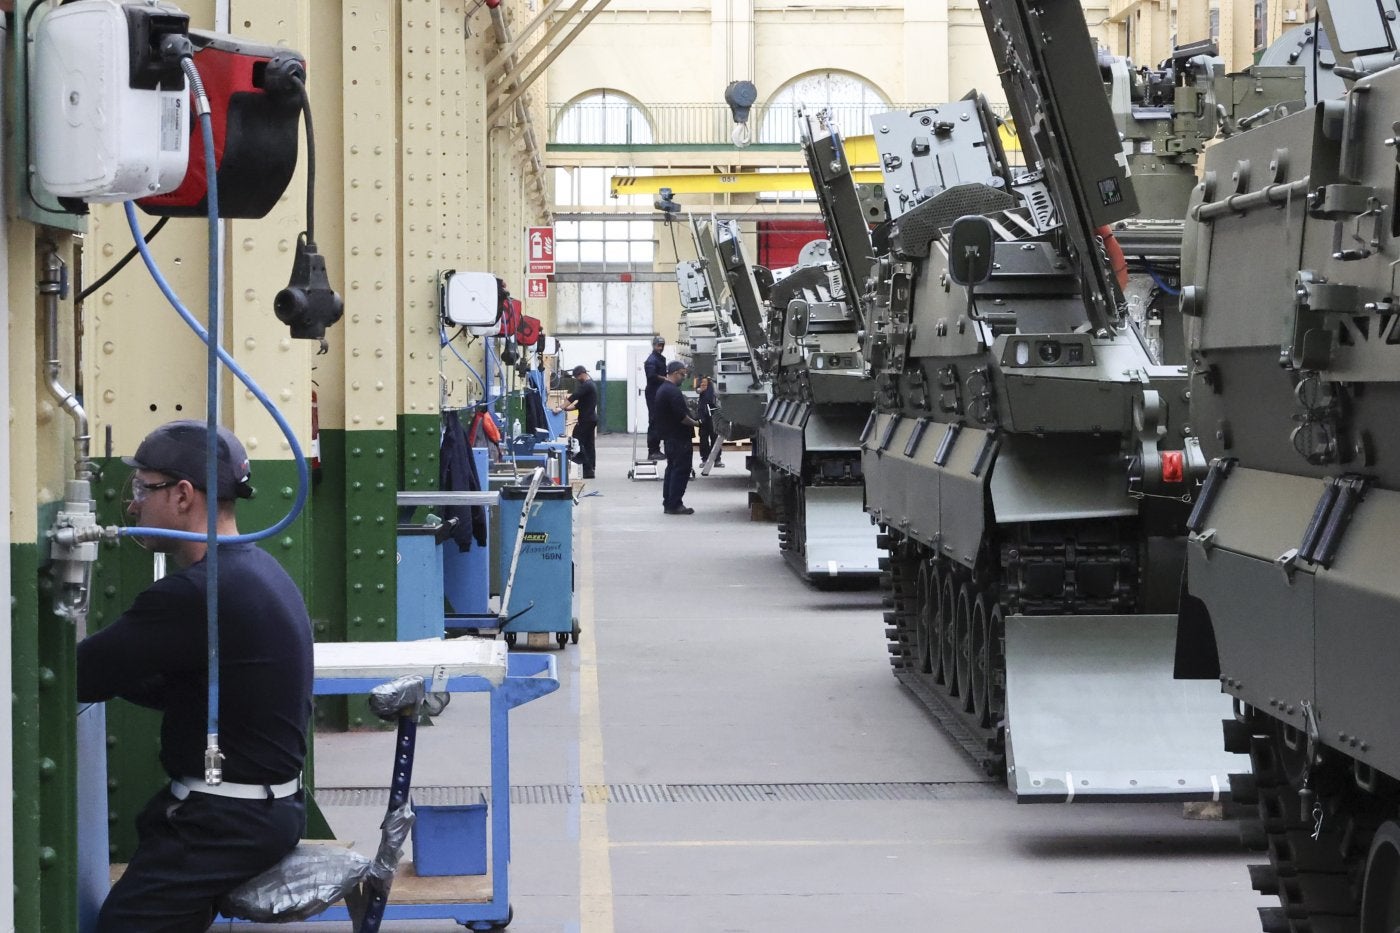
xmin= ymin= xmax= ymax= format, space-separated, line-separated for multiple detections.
xmin=526 ymin=226 xmax=555 ymax=274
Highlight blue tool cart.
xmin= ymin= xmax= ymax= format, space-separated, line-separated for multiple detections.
xmin=298 ymin=639 xmax=558 ymax=930
xmin=396 ymin=490 xmax=501 ymax=633
xmin=497 ymin=481 xmax=577 ymax=648
xmin=395 ymin=522 xmax=454 ymax=641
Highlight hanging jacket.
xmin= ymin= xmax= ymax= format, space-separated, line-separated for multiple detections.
xmin=439 ymin=411 xmax=488 ymax=551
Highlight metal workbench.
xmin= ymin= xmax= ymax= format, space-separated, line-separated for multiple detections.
xmin=296 ymin=639 xmax=559 ymax=930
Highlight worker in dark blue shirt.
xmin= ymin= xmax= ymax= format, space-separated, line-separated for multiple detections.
xmin=77 ymin=421 xmax=313 ymax=933
xmin=554 ymin=364 xmax=598 ymax=479
xmin=643 ymin=335 xmax=668 ymax=460
xmin=653 ymin=360 xmax=700 ymax=514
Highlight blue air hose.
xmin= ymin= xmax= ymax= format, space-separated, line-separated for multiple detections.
xmin=1145 ymin=264 xmax=1181 ymax=296
xmin=440 ymin=322 xmax=485 ymax=396
xmin=118 ymin=204 xmax=312 ymax=545
xmin=120 ymin=54 xmax=311 ymax=779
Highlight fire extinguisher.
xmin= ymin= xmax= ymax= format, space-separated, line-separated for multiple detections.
xmin=310 ymin=388 xmax=322 ymax=482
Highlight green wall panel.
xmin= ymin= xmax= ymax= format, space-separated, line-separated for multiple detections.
xmin=603 ymin=380 xmax=628 ymax=433
xmin=12 ymin=544 xmax=41 ymax=932
xmin=309 ymin=430 xmax=348 ymax=733
xmin=11 ymin=503 xmax=80 ymax=932
xmin=37 ymin=498 xmax=78 ymax=933
xmin=399 ymin=414 xmax=439 ymax=491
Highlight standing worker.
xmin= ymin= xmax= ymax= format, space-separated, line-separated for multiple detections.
xmin=695 ymin=374 xmax=723 ymax=468
xmin=643 ymin=334 xmax=668 ymax=460
xmin=553 ymin=364 xmax=598 ymax=479
xmin=77 ymin=421 xmax=313 ymax=932
xmin=654 ymin=360 xmax=700 ymax=514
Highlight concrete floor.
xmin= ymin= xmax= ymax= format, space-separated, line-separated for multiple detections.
xmin=235 ymin=434 xmax=1266 ymax=933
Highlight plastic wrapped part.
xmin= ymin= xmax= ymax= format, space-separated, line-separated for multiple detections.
xmin=217 ymin=844 xmax=370 ymax=922
xmin=367 ymin=675 xmax=427 ymax=722
xmin=369 ymin=800 xmax=416 ymax=887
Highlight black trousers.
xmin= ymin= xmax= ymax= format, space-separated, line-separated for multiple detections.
xmin=97 ymin=786 xmax=304 ymax=933
xmin=573 ymin=419 xmax=597 ymax=477
xmin=645 ymin=394 xmax=662 ymax=456
xmin=663 ymin=433 xmax=693 ymax=510
xmin=698 ymin=419 xmax=717 ymax=462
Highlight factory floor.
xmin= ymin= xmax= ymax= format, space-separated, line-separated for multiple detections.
xmin=236 ymin=433 xmax=1262 ymax=933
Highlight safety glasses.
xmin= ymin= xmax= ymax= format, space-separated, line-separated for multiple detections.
xmin=123 ymin=475 xmax=178 ymax=508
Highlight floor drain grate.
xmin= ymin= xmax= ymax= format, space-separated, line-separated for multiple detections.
xmin=315 ymin=781 xmax=1002 ymax=807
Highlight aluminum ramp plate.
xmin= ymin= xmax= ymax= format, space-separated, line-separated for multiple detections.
xmin=1003 ymin=614 xmax=1245 ymax=802
xmin=801 ymin=486 xmax=880 ymax=578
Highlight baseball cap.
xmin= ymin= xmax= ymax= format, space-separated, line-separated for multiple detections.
xmin=123 ymin=420 xmax=254 ymax=500
xmin=652 ymin=335 xmax=666 ymax=347
xmin=571 ymin=365 xmax=588 ymax=377
xmin=666 ymin=360 xmax=689 ymax=375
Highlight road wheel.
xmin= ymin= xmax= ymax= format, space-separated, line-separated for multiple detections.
xmin=954 ymin=583 xmax=974 ymax=712
xmin=1362 ymin=821 xmax=1400 ymax=933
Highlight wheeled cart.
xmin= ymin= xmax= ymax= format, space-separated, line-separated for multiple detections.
xmin=497 ymin=483 xmax=578 ymax=648
xmin=298 ymin=640 xmax=559 ymax=930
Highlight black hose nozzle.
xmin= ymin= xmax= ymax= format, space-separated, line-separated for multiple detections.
xmin=274 ymin=235 xmax=343 ymax=346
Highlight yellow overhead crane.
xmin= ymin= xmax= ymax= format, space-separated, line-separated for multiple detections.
xmin=610 ymin=168 xmax=886 ymax=197
xmin=609 ymin=126 xmax=1019 ymax=198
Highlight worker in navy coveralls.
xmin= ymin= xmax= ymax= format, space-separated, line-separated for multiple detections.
xmin=643 ymin=334 xmax=668 ymax=460
xmin=653 ymin=360 xmax=700 ymax=514
xmin=554 ymin=364 xmax=598 ymax=479
xmin=77 ymin=421 xmax=313 ymax=933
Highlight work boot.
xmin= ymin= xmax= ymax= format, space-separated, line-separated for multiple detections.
xmin=664 ymin=506 xmax=695 ymax=515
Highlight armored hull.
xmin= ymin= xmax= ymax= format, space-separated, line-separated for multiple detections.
xmin=1176 ymin=55 xmax=1400 ymax=931
xmin=860 ymin=0 xmax=1244 ymax=800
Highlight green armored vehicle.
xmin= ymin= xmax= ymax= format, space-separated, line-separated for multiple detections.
xmin=860 ymin=0 xmax=1243 ymax=798
xmin=1174 ymin=3 xmax=1400 ymax=928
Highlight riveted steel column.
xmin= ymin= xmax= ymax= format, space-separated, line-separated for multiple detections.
xmin=400 ymin=0 xmax=447 ymax=487
xmin=12 ymin=230 xmax=82 ymax=932
xmin=9 ymin=230 xmax=42 ymax=933
xmin=0 ymin=94 xmax=13 ymax=933
xmin=227 ymin=0 xmax=315 ymax=585
xmin=342 ymin=0 xmax=402 ymax=670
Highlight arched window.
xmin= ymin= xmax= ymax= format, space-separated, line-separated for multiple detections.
xmin=553 ymin=90 xmax=654 ymax=146
xmin=551 ymin=92 xmax=656 ymax=335
xmin=758 ymin=71 xmax=891 ymax=144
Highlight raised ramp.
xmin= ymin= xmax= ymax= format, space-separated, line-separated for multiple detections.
xmin=1004 ymin=614 xmax=1245 ymax=802
xmin=799 ymin=486 xmax=880 ymax=578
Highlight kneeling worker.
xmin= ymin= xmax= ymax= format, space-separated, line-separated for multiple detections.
xmin=77 ymin=420 xmax=313 ymax=932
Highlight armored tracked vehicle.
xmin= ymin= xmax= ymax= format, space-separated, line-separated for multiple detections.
xmin=688 ymin=216 xmax=770 ymax=446
xmin=1174 ymin=3 xmax=1400 ymax=927
xmin=674 ymin=257 xmax=721 ymax=382
xmin=752 ymin=112 xmax=888 ymax=581
xmin=861 ymin=0 xmax=1243 ymax=798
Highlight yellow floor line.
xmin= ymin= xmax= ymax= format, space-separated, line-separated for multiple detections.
xmin=576 ymin=516 xmax=615 ymax=932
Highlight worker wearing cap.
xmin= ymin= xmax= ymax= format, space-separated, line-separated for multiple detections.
xmin=77 ymin=420 xmax=313 ymax=932
xmin=553 ymin=364 xmax=598 ymax=479
xmin=653 ymin=360 xmax=700 ymax=514
xmin=643 ymin=335 xmax=668 ymax=460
